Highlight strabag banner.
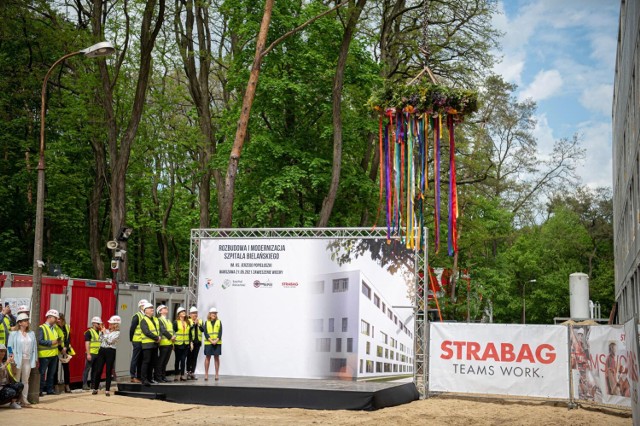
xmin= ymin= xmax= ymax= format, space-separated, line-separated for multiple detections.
xmin=429 ymin=323 xmax=570 ymax=398
xmin=570 ymin=324 xmax=631 ymax=407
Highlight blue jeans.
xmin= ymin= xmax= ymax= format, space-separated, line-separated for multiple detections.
xmin=82 ymin=355 xmax=95 ymax=387
xmin=39 ymin=356 xmax=58 ymax=394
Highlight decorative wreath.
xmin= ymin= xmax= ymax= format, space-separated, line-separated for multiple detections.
xmin=368 ymin=81 xmax=478 ymax=117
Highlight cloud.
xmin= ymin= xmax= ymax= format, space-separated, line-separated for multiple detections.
xmin=532 ymin=113 xmax=555 ymax=158
xmin=493 ymin=54 xmax=525 ymax=86
xmin=580 ymin=84 xmax=614 ymax=116
xmin=519 ymin=70 xmax=564 ymax=102
xmin=576 ymin=121 xmax=613 ymax=188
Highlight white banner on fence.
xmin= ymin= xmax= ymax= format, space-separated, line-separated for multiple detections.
xmin=623 ymin=319 xmax=640 ymax=421
xmin=429 ymin=323 xmax=570 ymax=398
xmin=570 ymin=324 xmax=630 ymax=407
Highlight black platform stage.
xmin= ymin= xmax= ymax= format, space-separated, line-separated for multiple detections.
xmin=116 ymin=376 xmax=419 ymax=410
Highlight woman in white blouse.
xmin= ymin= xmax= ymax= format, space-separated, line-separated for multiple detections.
xmin=7 ymin=313 xmax=38 ymax=407
xmin=91 ymin=315 xmax=120 ymax=396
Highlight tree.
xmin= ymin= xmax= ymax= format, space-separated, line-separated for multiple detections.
xmin=90 ymin=0 xmax=166 ymax=280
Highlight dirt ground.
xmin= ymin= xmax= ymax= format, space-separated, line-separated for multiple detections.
xmin=3 ymin=391 xmax=632 ymax=426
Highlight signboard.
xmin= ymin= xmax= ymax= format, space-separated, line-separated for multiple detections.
xmin=429 ymin=323 xmax=570 ymax=398
xmin=195 ymin=237 xmax=414 ymax=379
xmin=0 ymin=287 xmax=32 ymax=314
xmin=570 ymin=324 xmax=630 ymax=407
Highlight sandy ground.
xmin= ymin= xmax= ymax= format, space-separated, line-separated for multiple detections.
xmin=0 ymin=391 xmax=631 ymax=426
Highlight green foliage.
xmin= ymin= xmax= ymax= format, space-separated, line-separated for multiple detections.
xmin=0 ymin=0 xmax=614 ymax=324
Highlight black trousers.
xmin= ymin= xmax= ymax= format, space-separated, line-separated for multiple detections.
xmin=174 ymin=344 xmax=189 ymax=376
xmin=130 ymin=342 xmax=143 ymax=379
xmin=187 ymin=342 xmax=201 ymax=374
xmin=92 ymin=347 xmax=116 ymax=391
xmin=157 ymin=346 xmax=172 ymax=380
xmin=141 ymin=346 xmax=158 ymax=383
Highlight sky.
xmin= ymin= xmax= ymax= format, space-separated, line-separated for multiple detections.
xmin=491 ymin=0 xmax=620 ymax=189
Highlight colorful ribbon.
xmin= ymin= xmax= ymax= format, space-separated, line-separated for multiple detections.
xmin=447 ymin=115 xmax=458 ymax=256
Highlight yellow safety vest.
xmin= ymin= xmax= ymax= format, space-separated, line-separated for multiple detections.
xmin=204 ymin=320 xmax=222 ymax=345
xmin=189 ymin=319 xmax=203 ymax=343
xmin=0 ymin=316 xmax=10 ymax=345
xmin=38 ymin=324 xmax=60 ymax=358
xmin=55 ymin=323 xmax=76 ymax=356
xmin=132 ymin=311 xmax=144 ymax=343
xmin=158 ymin=317 xmax=174 ymax=347
xmin=174 ymin=320 xmax=189 ymax=346
xmin=140 ymin=316 xmax=160 ymax=344
xmin=87 ymin=328 xmax=100 ymax=354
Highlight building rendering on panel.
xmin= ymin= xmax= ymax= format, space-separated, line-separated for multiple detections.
xmin=613 ymin=0 xmax=640 ymax=323
xmin=310 ymin=270 xmax=414 ymax=378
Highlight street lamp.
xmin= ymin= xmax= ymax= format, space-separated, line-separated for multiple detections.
xmin=522 ymin=279 xmax=537 ymax=324
xmin=30 ymin=42 xmax=114 ymax=401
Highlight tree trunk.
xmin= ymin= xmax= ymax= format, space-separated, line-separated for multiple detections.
xmin=88 ymin=135 xmax=106 ymax=279
xmin=174 ymin=0 xmax=217 ymax=229
xmin=218 ymin=0 xmax=274 ymax=227
xmin=317 ymin=0 xmax=367 ymax=227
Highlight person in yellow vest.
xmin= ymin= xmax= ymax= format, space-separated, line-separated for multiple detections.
xmin=0 ymin=302 xmax=12 ymax=350
xmin=203 ymin=307 xmax=222 ymax=381
xmin=37 ymin=309 xmax=62 ymax=396
xmin=156 ymin=305 xmax=175 ymax=383
xmin=173 ymin=306 xmax=189 ymax=381
xmin=139 ymin=302 xmax=160 ymax=386
xmin=54 ymin=313 xmax=74 ymax=393
xmin=82 ymin=317 xmax=102 ymax=390
xmin=186 ymin=306 xmax=203 ymax=380
xmin=129 ymin=299 xmax=149 ymax=383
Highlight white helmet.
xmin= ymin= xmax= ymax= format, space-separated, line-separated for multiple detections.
xmin=189 ymin=306 xmax=198 ymax=314
xmin=108 ymin=315 xmax=121 ymax=324
xmin=142 ymin=302 xmax=154 ymax=310
xmin=209 ymin=307 xmax=218 ymax=313
xmin=16 ymin=313 xmax=29 ymax=322
xmin=176 ymin=306 xmax=186 ymax=315
xmin=138 ymin=299 xmax=149 ymax=308
xmin=45 ymin=309 xmax=59 ymax=318
xmin=17 ymin=305 xmax=29 ymax=314
xmin=156 ymin=305 xmax=167 ymax=314
xmin=91 ymin=316 xmax=103 ymax=324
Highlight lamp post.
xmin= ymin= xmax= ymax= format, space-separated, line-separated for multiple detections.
xmin=30 ymin=42 xmax=114 ymax=402
xmin=522 ymin=279 xmax=537 ymax=324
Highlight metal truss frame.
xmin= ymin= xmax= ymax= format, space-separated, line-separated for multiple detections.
xmin=189 ymin=227 xmax=428 ymax=396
